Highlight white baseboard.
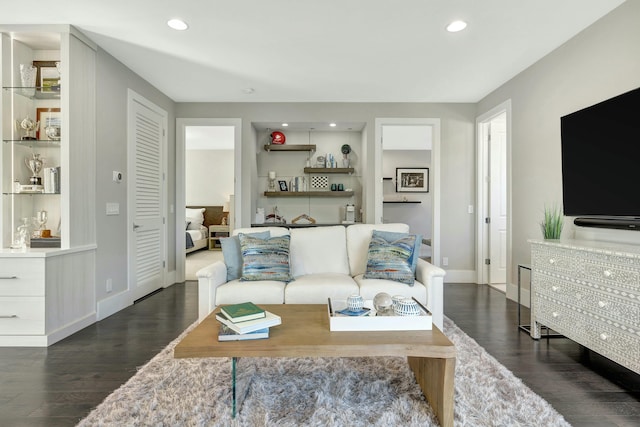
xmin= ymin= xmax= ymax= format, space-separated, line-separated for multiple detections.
xmin=165 ymin=270 xmax=176 ymax=287
xmin=0 ymin=313 xmax=97 ymax=347
xmin=97 ymin=290 xmax=132 ymax=321
xmin=443 ymin=269 xmax=476 ymax=283
xmin=47 ymin=313 xmax=97 ymax=345
xmin=506 ymin=282 xmax=530 ymax=308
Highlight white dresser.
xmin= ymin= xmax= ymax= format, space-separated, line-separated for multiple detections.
xmin=530 ymin=239 xmax=640 ymax=374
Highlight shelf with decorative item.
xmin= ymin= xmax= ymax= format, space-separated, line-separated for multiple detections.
xmin=264 ymin=191 xmax=354 ymax=198
xmin=303 ymin=167 xmax=354 ymax=174
xmin=383 ymin=200 xmax=421 ymax=204
xmin=2 ymin=86 xmax=61 ymax=99
xmin=264 ymin=144 xmax=316 ymax=152
xmin=3 ymin=139 xmax=61 ymax=148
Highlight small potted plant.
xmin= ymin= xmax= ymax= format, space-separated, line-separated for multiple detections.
xmin=540 ymin=205 xmax=564 ymax=239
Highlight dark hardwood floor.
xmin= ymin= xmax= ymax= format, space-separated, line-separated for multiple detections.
xmin=0 ymin=282 xmax=638 ymax=426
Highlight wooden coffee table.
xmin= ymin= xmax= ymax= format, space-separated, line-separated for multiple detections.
xmin=174 ymin=304 xmax=456 ymax=427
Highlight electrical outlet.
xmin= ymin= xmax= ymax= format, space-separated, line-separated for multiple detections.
xmin=442 ymin=257 xmax=449 ymax=266
xmin=468 ymin=205 xmax=474 ymax=214
xmin=106 ymin=278 xmax=112 ymax=293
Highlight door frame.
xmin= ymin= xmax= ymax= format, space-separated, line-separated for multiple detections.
xmin=127 ymin=89 xmax=168 ymax=298
xmin=476 ymin=100 xmax=512 ymax=286
xmin=374 ymin=118 xmax=441 ymax=267
xmin=175 ymin=118 xmax=242 ymax=282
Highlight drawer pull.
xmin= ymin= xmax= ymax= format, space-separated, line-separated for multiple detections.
xmin=0 ymin=276 xmax=18 ymax=279
xmin=598 ymin=301 xmax=607 ymax=308
xmin=549 ymin=259 xmax=556 ymax=264
xmin=599 ymin=333 xmax=608 ymax=341
xmin=0 ymin=315 xmax=18 ymax=319
xmin=603 ymin=270 xmax=612 ymax=278
xmin=552 ymin=312 xmax=559 ymax=318
xmin=552 ymin=286 xmax=559 ymax=292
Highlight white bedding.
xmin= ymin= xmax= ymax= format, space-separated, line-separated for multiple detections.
xmin=187 ymin=227 xmax=207 ymax=242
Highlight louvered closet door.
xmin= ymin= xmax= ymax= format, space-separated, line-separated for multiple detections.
xmin=129 ymin=96 xmax=165 ymax=302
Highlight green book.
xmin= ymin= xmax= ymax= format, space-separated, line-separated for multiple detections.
xmin=220 ymin=302 xmax=266 ymax=323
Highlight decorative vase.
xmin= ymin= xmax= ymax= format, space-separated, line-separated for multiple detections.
xmin=19 ymin=64 xmax=37 ymax=97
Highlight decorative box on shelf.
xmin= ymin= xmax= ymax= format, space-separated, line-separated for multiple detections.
xmin=327 ymin=298 xmax=432 ymax=332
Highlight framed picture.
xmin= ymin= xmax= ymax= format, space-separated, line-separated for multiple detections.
xmin=396 ymin=168 xmax=429 ymax=193
xmin=33 ymin=60 xmax=60 ymax=92
xmin=36 ymin=108 xmax=61 ymax=140
xmin=278 ymin=180 xmax=288 ymax=191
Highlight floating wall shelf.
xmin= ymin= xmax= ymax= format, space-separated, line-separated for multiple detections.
xmin=303 ymin=167 xmax=354 ymax=174
xmin=264 ymin=191 xmax=354 ymax=198
xmin=264 ymin=144 xmax=316 ymax=152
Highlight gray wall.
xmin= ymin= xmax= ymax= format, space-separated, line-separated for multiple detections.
xmin=175 ymin=102 xmax=477 ymax=273
xmin=477 ymin=1 xmax=640 ymax=288
xmin=95 ymin=47 xmax=175 ymax=304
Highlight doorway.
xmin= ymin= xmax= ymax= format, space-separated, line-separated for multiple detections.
xmin=374 ymin=118 xmax=441 ymax=267
xmin=476 ymin=101 xmax=511 ymax=295
xmin=175 ymin=118 xmax=242 ymax=283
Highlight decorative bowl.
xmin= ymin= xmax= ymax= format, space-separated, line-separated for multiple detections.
xmin=346 ymin=294 xmax=364 ymax=311
xmin=394 ymin=298 xmax=421 ymax=316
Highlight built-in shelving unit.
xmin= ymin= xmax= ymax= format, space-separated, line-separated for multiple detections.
xmin=264 ymin=144 xmax=316 ymax=152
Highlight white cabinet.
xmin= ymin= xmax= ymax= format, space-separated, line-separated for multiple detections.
xmin=0 ymin=26 xmax=97 ymax=346
xmin=530 ymin=239 xmax=640 ymax=374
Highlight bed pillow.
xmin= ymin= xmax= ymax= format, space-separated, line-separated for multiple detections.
xmin=371 ymin=230 xmax=422 ymax=274
xmin=220 ymin=231 xmax=270 ymax=281
xmin=186 ymin=208 xmax=205 ymax=230
xmin=239 ymin=234 xmax=293 ymax=282
xmin=363 ymin=232 xmax=417 ymax=285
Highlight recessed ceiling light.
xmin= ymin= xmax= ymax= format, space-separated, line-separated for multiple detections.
xmin=167 ymin=19 xmax=188 ymax=31
xmin=446 ymin=20 xmax=467 ymax=33
xmin=329 ymin=123 xmax=337 ymax=127
xmin=282 ymin=123 xmax=289 ymax=127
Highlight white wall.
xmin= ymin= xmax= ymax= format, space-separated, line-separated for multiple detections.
xmin=477 ymin=1 xmax=640 ymax=293
xmin=185 ymin=149 xmax=233 ymax=206
xmin=95 ymin=47 xmax=175 ymax=317
xmin=176 ymin=102 xmax=477 ymax=273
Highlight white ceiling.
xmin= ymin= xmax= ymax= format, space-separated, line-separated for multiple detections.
xmin=1 ymin=0 xmax=626 ymax=103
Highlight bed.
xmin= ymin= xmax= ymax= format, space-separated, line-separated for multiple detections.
xmin=185 ymin=206 xmax=226 ymax=254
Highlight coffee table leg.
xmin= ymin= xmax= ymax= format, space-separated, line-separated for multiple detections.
xmin=408 ymin=356 xmax=455 ymax=427
xmin=231 ymin=357 xmax=256 ymax=418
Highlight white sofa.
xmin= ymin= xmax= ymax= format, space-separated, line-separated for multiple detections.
xmin=196 ymin=223 xmax=446 ymax=330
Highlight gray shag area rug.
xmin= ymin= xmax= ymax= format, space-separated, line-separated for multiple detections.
xmin=77 ymin=317 xmax=571 ymax=426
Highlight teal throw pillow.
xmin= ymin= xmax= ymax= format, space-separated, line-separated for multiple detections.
xmin=371 ymin=230 xmax=422 ymax=274
xmin=239 ymin=234 xmax=293 ymax=282
xmin=220 ymin=231 xmax=270 ymax=281
xmin=363 ymin=233 xmax=417 ymax=285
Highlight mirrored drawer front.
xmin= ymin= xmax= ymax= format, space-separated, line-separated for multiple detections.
xmin=534 ymin=273 xmax=639 ymax=329
xmin=0 ymin=297 xmax=45 ymax=335
xmin=0 ymin=259 xmax=45 ymax=296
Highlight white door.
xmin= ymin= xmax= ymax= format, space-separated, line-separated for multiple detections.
xmin=128 ymin=91 xmax=167 ymax=302
xmin=489 ymin=114 xmax=507 ymax=284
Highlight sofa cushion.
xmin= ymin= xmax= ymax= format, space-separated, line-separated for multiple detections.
xmin=239 ymin=234 xmax=293 ymax=282
xmin=362 ymin=232 xmax=416 ymax=285
xmin=371 ymin=230 xmax=421 ymax=274
xmin=285 ymin=273 xmax=359 ymax=304
xmin=355 ymin=274 xmax=427 ymax=307
xmin=220 ymin=231 xmax=271 ymax=281
xmin=215 ymin=279 xmax=286 ymax=305
xmin=346 ymin=223 xmax=410 ymax=277
xmin=289 ymin=226 xmax=350 ymax=278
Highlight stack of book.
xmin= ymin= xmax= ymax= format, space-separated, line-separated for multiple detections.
xmin=216 ymin=302 xmax=281 ymax=341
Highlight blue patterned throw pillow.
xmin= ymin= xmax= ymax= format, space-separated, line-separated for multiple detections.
xmin=363 ymin=232 xmax=417 ymax=285
xmin=371 ymin=230 xmax=422 ymax=274
xmin=239 ymin=233 xmax=293 ymax=282
xmin=220 ymin=231 xmax=270 ymax=281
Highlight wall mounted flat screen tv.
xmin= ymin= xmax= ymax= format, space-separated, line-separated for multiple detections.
xmin=561 ymin=87 xmax=640 ymax=228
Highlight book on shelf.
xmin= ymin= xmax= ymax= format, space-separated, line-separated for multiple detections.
xmin=218 ymin=324 xmax=269 ymax=341
xmin=216 ymin=310 xmax=281 ymax=334
xmin=220 ymin=302 xmax=266 ymax=323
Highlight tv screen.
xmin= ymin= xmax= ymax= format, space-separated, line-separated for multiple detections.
xmin=561 ymin=87 xmax=640 ymax=218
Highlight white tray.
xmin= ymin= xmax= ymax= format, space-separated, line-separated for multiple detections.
xmin=328 ymin=298 xmax=432 ymax=331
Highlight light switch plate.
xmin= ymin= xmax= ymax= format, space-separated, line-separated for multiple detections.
xmin=106 ymin=202 xmax=119 ymax=215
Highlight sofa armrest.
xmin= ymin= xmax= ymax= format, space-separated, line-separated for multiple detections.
xmin=415 ymin=258 xmax=446 ymax=331
xmin=196 ymin=261 xmax=228 ymax=321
